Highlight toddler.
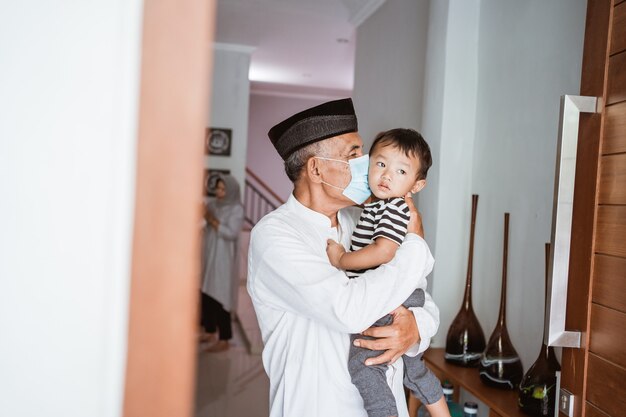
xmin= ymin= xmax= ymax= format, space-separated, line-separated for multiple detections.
xmin=327 ymin=129 xmax=449 ymax=417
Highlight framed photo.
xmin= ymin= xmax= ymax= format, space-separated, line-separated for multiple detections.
xmin=205 ymin=127 xmax=232 ymax=156
xmin=204 ymin=169 xmax=231 ymax=197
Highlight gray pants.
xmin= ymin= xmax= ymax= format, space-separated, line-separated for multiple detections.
xmin=348 ymin=289 xmax=443 ymax=417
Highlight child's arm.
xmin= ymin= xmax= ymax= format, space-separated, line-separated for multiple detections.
xmin=327 ymin=237 xmax=399 ymax=271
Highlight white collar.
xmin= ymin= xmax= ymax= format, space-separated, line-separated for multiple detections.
xmin=287 ymin=194 xmax=336 ymax=229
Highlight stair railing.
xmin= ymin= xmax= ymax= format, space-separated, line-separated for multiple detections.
xmin=244 ymin=168 xmax=284 ymax=228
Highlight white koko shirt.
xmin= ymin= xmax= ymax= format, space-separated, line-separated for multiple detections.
xmin=247 ymin=194 xmax=439 ymax=417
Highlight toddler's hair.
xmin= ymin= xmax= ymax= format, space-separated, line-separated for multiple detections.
xmin=371 ymin=128 xmax=432 ymax=180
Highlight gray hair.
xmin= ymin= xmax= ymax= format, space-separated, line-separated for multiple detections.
xmin=284 ymin=140 xmax=327 ymax=182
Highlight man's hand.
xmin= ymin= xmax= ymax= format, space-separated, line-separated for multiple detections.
xmin=404 ymin=192 xmax=424 ymax=238
xmin=353 ymin=305 xmax=420 ymax=366
xmin=326 ymin=239 xmax=346 ymax=268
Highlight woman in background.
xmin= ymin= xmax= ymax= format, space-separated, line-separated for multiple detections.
xmin=200 ymin=174 xmax=244 ymax=352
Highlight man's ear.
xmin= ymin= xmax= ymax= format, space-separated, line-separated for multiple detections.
xmin=307 ymin=157 xmax=324 ymax=184
xmin=411 ymin=179 xmax=426 ymax=194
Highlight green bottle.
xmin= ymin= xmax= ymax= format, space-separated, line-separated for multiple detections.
xmin=443 ymin=381 xmax=463 ymax=417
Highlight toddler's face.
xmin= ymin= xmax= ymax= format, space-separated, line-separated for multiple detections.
xmin=368 ymin=144 xmax=425 ymax=199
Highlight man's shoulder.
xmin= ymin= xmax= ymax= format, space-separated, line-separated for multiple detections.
xmin=250 ymin=203 xmax=303 ymax=243
xmin=253 ymin=204 xmax=289 ymax=231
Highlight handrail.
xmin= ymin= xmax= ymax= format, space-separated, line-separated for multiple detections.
xmin=246 ymin=181 xmax=277 ymax=211
xmin=243 ymin=168 xmax=286 ymax=228
xmin=245 ymin=167 xmax=284 ymax=205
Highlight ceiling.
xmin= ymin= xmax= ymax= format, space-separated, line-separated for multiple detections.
xmin=214 ymin=0 xmax=385 ymax=95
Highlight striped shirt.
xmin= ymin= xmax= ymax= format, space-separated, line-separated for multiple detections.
xmin=346 ymin=197 xmax=410 ymax=278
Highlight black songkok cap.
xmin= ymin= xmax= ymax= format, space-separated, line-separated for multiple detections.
xmin=268 ymin=98 xmax=358 ymax=160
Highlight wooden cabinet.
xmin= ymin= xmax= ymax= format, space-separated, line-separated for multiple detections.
xmin=408 ymin=348 xmax=528 ymax=417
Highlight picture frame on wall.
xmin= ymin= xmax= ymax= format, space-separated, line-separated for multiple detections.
xmin=203 ymin=168 xmax=231 ymax=197
xmin=205 ymin=127 xmax=232 ymax=156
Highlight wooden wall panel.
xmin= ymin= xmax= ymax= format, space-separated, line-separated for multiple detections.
xmin=598 ymin=153 xmax=626 ymax=204
xmin=589 ymin=304 xmax=626 ymax=368
xmin=587 ymin=354 xmax=626 ymax=417
xmin=611 ymin=2 xmax=626 ymax=55
xmin=593 ymin=254 xmax=626 ymax=312
xmin=602 ymin=101 xmax=626 ymax=155
xmin=580 ymin=0 xmax=612 ymax=96
xmin=580 ymin=0 xmax=626 ymax=417
xmin=561 ymin=0 xmax=612 ymax=406
xmin=123 ymin=0 xmax=215 ymax=416
xmin=607 ymin=51 xmax=626 ymax=105
xmin=595 ymin=205 xmax=626 ymax=257
xmin=585 ymin=403 xmax=611 ymax=417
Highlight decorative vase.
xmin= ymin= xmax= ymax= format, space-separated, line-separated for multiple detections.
xmin=518 ymin=243 xmax=561 ymax=415
xmin=479 ymin=213 xmax=524 ymax=389
xmin=445 ymin=194 xmax=486 ymax=367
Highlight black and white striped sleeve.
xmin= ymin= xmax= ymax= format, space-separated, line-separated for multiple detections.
xmin=372 ymin=198 xmax=410 ymax=246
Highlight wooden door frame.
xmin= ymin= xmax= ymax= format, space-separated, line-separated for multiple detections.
xmin=123 ymin=1 xmax=216 ymax=416
xmin=561 ymin=0 xmax=612 ymax=416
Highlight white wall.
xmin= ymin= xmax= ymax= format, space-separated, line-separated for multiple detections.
xmin=354 ymin=0 xmax=587 ymax=386
xmin=0 ymin=1 xmax=143 ymax=416
xmin=354 ymin=0 xmax=476 ymax=306
xmin=413 ymin=0 xmax=447 ymax=296
xmin=419 ymin=0 xmax=480 ymax=347
xmin=352 ymin=0 xmax=430 ymax=149
xmin=469 ymin=0 xmax=586 ymax=372
xmin=207 ymin=44 xmax=254 ymax=190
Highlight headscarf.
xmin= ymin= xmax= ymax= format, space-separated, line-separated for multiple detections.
xmin=215 ymin=174 xmax=242 ymax=208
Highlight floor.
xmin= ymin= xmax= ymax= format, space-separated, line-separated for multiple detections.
xmin=193 ymin=318 xmax=269 ymax=417
xmin=194 ymin=229 xmax=270 ymax=417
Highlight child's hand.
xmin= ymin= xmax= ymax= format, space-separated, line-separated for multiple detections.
xmin=326 ymin=239 xmax=346 ymax=268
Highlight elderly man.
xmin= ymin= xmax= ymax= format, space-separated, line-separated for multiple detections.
xmin=247 ymin=98 xmax=439 ymax=417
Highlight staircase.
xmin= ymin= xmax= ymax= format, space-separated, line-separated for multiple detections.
xmin=243 ymin=168 xmax=284 ymax=229
xmin=237 ymin=168 xmax=285 ymax=355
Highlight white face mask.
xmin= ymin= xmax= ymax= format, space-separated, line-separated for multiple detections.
xmin=314 ymin=154 xmax=371 ymax=204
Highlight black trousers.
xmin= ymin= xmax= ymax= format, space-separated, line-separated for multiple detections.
xmin=200 ymin=292 xmax=232 ymax=341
